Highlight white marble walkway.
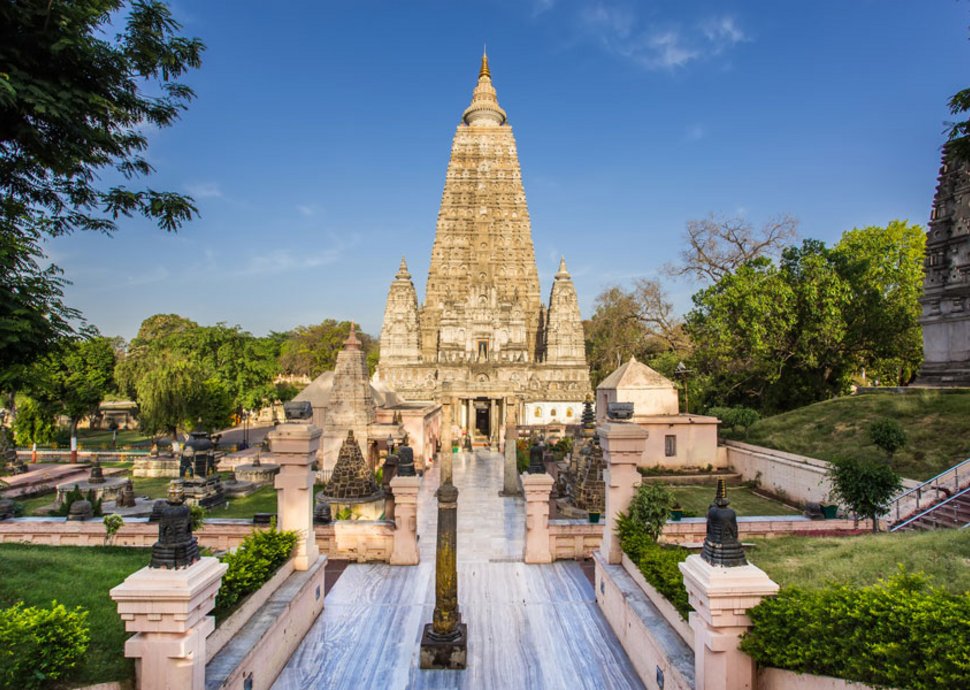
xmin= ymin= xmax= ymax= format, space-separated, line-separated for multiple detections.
xmin=272 ymin=451 xmax=644 ymax=690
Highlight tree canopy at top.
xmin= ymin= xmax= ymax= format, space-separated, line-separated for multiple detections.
xmin=0 ymin=0 xmax=204 ymax=381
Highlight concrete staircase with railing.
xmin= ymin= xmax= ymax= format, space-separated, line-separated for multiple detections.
xmin=889 ymin=458 xmax=970 ymax=532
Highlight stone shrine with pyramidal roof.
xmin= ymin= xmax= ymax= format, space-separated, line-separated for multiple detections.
xmin=376 ymin=53 xmax=591 ymax=444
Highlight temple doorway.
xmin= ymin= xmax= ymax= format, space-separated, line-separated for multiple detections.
xmin=474 ymin=399 xmax=490 ymax=439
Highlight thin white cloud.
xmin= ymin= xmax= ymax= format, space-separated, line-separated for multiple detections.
xmin=542 ymin=2 xmax=749 ymax=72
xmin=185 ymin=182 xmax=223 ymax=199
xmin=533 ymin=0 xmax=557 ymax=17
xmin=701 ymin=16 xmax=747 ymax=51
xmin=237 ymin=248 xmax=342 ymax=277
xmin=296 ymin=204 xmax=318 ymax=217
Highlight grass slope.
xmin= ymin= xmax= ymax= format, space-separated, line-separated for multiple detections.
xmin=746 ymin=529 xmax=970 ymax=594
xmin=738 ymin=390 xmax=970 ymax=480
xmin=0 ymin=544 xmax=150 ymax=686
xmin=668 ymin=485 xmax=800 ymax=517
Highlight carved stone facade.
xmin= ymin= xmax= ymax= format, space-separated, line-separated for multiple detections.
xmin=376 ymin=53 xmax=591 ymax=442
xmin=917 ymin=147 xmax=970 ymax=385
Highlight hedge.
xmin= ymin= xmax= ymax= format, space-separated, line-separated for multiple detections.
xmin=617 ymin=513 xmax=693 ymax=619
xmin=740 ymin=571 xmax=970 ymax=690
xmin=0 ymin=601 xmax=90 ymax=690
xmin=214 ymin=524 xmax=298 ymax=616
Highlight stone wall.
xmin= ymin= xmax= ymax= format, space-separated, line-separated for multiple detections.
xmin=0 ymin=517 xmax=395 ymax=562
xmin=660 ymin=516 xmax=871 ymax=544
xmin=548 ymin=519 xmax=602 ymax=560
xmin=725 ymin=440 xmax=919 ymax=508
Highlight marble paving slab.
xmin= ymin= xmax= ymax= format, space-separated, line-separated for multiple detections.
xmin=272 ymin=451 xmax=645 ymax=690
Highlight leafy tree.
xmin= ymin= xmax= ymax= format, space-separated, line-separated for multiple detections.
xmin=11 ymin=392 xmax=56 ymax=447
xmin=584 ymin=280 xmax=689 ymax=387
xmin=278 ymin=320 xmax=378 ymax=378
xmin=0 ymin=1 xmax=203 ymax=374
xmin=116 ymin=315 xmax=280 ymax=437
xmin=666 ymin=214 xmax=798 ymax=283
xmin=27 ymin=336 xmax=116 ymax=444
xmin=626 ymin=482 xmax=675 ymax=542
xmin=869 ymin=418 xmax=907 ymax=460
xmin=687 ymin=222 xmax=925 ymax=411
xmin=828 ymin=457 xmax=902 ymax=532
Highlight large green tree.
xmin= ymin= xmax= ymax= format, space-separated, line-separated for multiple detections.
xmin=0 ymin=0 xmax=203 ymax=378
xmin=278 ymin=320 xmax=378 ymax=378
xmin=115 ymin=315 xmax=281 ymax=437
xmin=686 ymin=221 xmax=925 ymax=411
xmin=584 ymin=280 xmax=690 ymax=387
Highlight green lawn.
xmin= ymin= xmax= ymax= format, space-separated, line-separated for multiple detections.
xmin=0 ymin=543 xmax=150 ymax=686
xmin=668 ymin=484 xmax=800 ymax=517
xmin=207 ymin=485 xmax=278 ymax=518
xmin=75 ymin=429 xmax=153 ymax=448
xmin=746 ymin=529 xmax=970 ymax=594
xmin=735 ymin=390 xmax=970 ymax=480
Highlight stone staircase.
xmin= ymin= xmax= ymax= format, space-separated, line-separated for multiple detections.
xmin=892 ymin=487 xmax=970 ymax=531
xmin=889 ymin=457 xmax=970 ymax=532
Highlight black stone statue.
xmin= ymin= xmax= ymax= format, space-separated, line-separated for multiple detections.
xmin=149 ymin=499 xmax=200 ymax=569
xmin=700 ymin=480 xmax=747 ymax=567
xmin=397 ymin=442 xmax=416 ymax=477
xmin=528 ymin=435 xmax=546 ymax=474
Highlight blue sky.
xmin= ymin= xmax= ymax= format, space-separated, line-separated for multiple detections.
xmin=48 ymin=0 xmax=970 ymax=341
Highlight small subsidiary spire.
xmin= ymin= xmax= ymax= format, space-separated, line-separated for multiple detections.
xmin=556 ymin=256 xmax=569 ymax=277
xmin=397 ymin=256 xmax=410 ymax=279
xmin=480 ymin=46 xmax=490 ymax=79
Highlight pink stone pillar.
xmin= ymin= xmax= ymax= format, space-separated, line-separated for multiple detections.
xmin=389 ymin=475 xmax=420 ymax=565
xmin=522 ymin=472 xmax=554 ymax=563
xmin=597 ymin=422 xmax=647 ymax=564
xmin=269 ymin=422 xmax=321 ymax=571
xmin=679 ymin=555 xmax=779 ymax=690
xmin=110 ymin=558 xmax=227 ymax=690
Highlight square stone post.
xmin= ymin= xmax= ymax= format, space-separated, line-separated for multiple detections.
xmin=679 ymin=555 xmax=779 ymax=690
xmin=269 ymin=422 xmax=322 ymax=571
xmin=390 ymin=475 xmax=420 ymax=565
xmin=522 ymin=472 xmax=554 ymax=563
xmin=111 ymin=557 xmax=227 ymax=690
xmin=597 ymin=422 xmax=647 ymax=564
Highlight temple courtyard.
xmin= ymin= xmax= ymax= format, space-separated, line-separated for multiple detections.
xmin=272 ymin=450 xmax=644 ymax=690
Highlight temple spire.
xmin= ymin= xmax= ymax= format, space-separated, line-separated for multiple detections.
xmin=463 ymin=50 xmax=506 ymax=126
xmin=397 ymin=256 xmax=410 ymax=279
xmin=344 ymin=323 xmax=361 ymax=350
xmin=556 ymin=256 xmax=569 ymax=278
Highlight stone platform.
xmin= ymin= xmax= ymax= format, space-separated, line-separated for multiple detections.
xmin=272 ymin=451 xmax=643 ymax=689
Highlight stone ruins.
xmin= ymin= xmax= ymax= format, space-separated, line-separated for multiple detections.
xmin=917 ymin=146 xmax=970 ymax=385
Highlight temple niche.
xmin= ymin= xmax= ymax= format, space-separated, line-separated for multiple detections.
xmin=375 ymin=52 xmax=591 ymax=445
xmin=916 ymin=146 xmax=970 ymax=385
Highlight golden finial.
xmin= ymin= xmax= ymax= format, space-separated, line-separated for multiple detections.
xmin=479 ymin=46 xmax=490 ymax=79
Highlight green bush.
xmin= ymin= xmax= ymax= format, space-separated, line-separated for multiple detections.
xmin=828 ymin=456 xmax=902 ymax=532
xmin=638 ymin=542 xmax=692 ymax=619
xmin=516 ymin=438 xmax=530 ymax=473
xmin=616 ymin=512 xmax=693 ymax=619
xmin=868 ymin=417 xmax=907 ymax=457
xmin=709 ymin=406 xmax=761 ymax=434
xmin=0 ymin=601 xmax=91 ymax=690
xmin=54 ymin=485 xmax=102 ymax=517
xmin=214 ymin=524 xmax=298 ymax=615
xmin=627 ymin=482 xmax=674 ymax=541
xmin=740 ymin=571 xmax=970 ymax=690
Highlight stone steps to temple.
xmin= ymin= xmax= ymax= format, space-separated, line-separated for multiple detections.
xmin=894 ymin=492 xmax=970 ymax=531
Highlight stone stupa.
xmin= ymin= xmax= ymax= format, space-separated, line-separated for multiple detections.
xmin=317 ymin=430 xmax=383 ymax=519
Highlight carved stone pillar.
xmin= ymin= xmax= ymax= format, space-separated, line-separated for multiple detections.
xmin=269 ymin=422 xmax=321 ymax=571
xmin=389 ymin=475 xmax=420 ymax=565
xmin=680 ymin=556 xmax=779 ymax=690
xmin=597 ymin=422 xmax=647 ymax=564
xmin=420 ymin=481 xmax=467 ymax=668
xmin=111 ymin=558 xmax=227 ymax=690
xmin=522 ymin=472 xmax=554 ymax=563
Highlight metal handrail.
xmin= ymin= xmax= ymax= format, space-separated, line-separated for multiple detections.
xmin=890 ymin=485 xmax=970 ymax=532
xmin=890 ymin=457 xmax=970 ymax=523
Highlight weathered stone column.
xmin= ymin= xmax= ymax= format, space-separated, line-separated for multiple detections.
xmin=420 ymin=481 xmax=467 ymax=669
xmin=269 ymin=421 xmax=321 ymax=571
xmin=522 ymin=472 xmax=554 ymax=563
xmin=597 ymin=422 xmax=647 ymax=564
xmin=389 ymin=475 xmax=420 ymax=565
xmin=502 ymin=399 xmax=520 ymax=496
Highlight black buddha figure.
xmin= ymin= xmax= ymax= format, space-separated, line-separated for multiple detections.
xmin=528 ymin=434 xmax=546 ymax=474
xmin=149 ymin=499 xmax=200 ymax=569
xmin=397 ymin=435 xmax=416 ymax=477
xmin=700 ymin=479 xmax=748 ymax=567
